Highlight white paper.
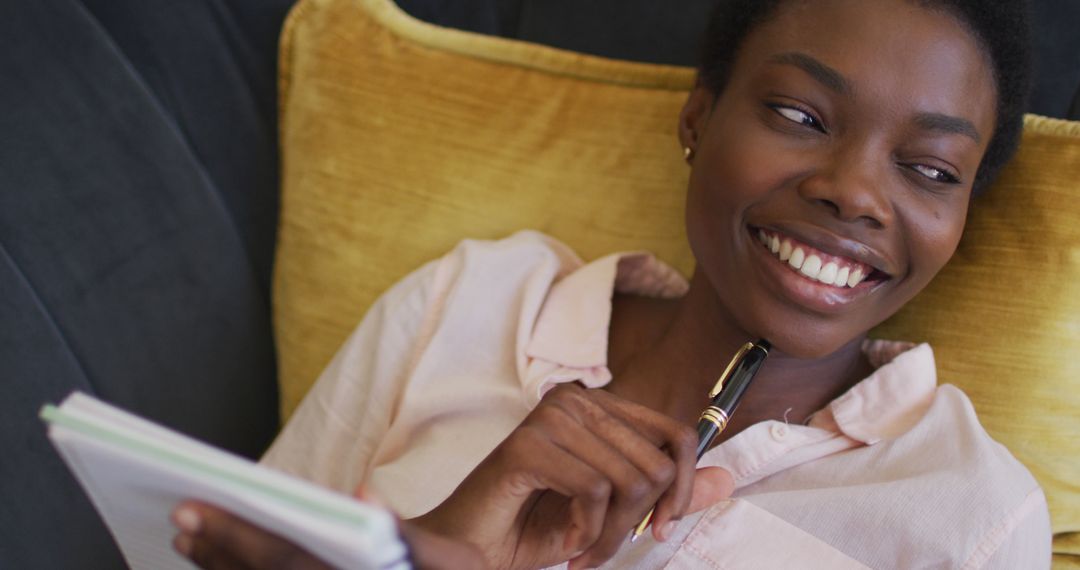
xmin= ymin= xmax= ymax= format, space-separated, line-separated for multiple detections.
xmin=42 ymin=392 xmax=409 ymax=570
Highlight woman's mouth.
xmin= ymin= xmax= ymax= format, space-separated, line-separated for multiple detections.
xmin=755 ymin=228 xmax=881 ymax=289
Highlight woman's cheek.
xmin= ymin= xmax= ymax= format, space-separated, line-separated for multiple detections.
xmin=908 ymin=197 xmax=968 ymax=284
xmin=705 ymin=127 xmax=799 ymax=203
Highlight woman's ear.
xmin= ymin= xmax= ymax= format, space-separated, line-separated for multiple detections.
xmin=678 ymin=86 xmax=716 ymax=161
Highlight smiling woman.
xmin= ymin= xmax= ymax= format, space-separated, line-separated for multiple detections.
xmin=174 ymin=0 xmax=1054 ymax=568
xmin=679 ymin=0 xmax=1002 ymax=362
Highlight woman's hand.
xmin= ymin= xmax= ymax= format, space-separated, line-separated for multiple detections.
xmin=171 ymin=501 xmax=335 ymax=570
xmin=170 ymin=501 xmax=487 ymax=570
xmin=411 ymin=383 xmax=735 ymax=570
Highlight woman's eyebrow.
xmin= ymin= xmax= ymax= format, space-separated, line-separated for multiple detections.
xmin=767 ymin=52 xmax=852 ymax=96
xmin=767 ymin=52 xmax=982 ymax=144
xmin=913 ymin=112 xmax=982 ymax=143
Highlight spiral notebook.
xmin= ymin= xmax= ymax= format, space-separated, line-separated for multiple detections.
xmin=40 ymin=392 xmax=409 ymax=570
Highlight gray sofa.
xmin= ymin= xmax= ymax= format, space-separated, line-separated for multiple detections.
xmin=1 ymin=1 xmax=1076 ymax=567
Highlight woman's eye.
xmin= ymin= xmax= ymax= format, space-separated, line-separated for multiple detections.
xmin=770 ymin=105 xmax=824 ymax=132
xmin=909 ymin=163 xmax=960 ymax=184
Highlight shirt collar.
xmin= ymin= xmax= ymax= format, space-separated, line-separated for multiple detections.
xmin=809 ymin=340 xmax=938 ymax=444
xmin=524 ymin=251 xmax=688 ymax=369
xmin=522 ymin=252 xmax=936 ymax=444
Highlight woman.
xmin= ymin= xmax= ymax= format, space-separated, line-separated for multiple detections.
xmin=173 ymin=0 xmax=1049 ymax=567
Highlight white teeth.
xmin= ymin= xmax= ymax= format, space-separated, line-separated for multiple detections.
xmin=760 ymin=229 xmax=876 ymax=289
xmin=800 ymin=254 xmax=822 ymax=279
xmin=817 ymin=262 xmax=838 ymax=285
xmin=835 ymin=266 xmax=850 ymax=287
xmin=788 ymin=248 xmax=805 ymax=270
xmin=779 ymin=240 xmax=793 ymax=261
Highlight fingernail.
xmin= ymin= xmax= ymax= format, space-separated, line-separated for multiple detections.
xmin=173 ymin=507 xmax=202 ymax=533
xmin=173 ymin=533 xmax=193 ymax=557
xmin=568 ymin=557 xmax=590 ymax=570
xmin=354 ymin=485 xmax=388 ymax=508
xmin=659 ymin=520 xmax=678 ymax=541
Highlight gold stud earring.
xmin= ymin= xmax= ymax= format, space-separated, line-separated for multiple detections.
xmin=683 ymin=146 xmax=694 ymax=161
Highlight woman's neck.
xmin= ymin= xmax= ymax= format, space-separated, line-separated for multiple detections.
xmin=606 ymin=269 xmax=873 ymax=436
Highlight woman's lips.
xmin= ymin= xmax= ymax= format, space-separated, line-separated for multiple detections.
xmin=748 ymin=226 xmax=890 ymax=312
xmin=754 ymin=228 xmax=874 ymax=289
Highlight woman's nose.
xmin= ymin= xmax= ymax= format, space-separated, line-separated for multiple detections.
xmin=797 ymin=146 xmax=895 ymax=230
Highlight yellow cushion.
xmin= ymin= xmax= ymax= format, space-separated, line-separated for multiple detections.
xmin=872 ymin=116 xmax=1080 ymax=565
xmin=275 ymin=0 xmax=1080 ymax=559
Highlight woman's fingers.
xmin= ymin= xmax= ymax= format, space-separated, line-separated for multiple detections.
xmin=540 ymin=397 xmax=671 ymax=564
xmin=423 ymin=384 xmax=717 ymax=570
xmin=641 ymin=421 xmax=699 ymax=541
xmin=687 ymin=466 xmax=735 ymax=514
xmin=171 ymin=501 xmax=331 ymax=570
xmin=179 ymin=536 xmax=256 ymax=570
xmin=565 ymin=467 xmax=733 ymax=568
xmin=397 ymin=520 xmax=490 ymax=570
xmin=509 ymin=426 xmax=611 ymax=554
xmin=534 ymin=385 xmax=700 ymax=568
xmin=571 ymin=386 xmax=701 ymax=540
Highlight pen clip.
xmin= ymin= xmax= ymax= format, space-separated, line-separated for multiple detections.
xmin=708 ymin=342 xmax=755 ymax=398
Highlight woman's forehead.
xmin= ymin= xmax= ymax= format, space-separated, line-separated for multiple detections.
xmin=730 ymin=0 xmax=997 ymax=135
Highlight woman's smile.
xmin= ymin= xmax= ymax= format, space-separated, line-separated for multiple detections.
xmin=746 ymin=224 xmax=891 ymax=314
xmin=677 ymin=0 xmax=996 ymax=357
xmin=752 ymin=226 xmax=889 ymax=288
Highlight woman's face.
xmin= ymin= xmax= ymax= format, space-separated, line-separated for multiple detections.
xmin=681 ymin=0 xmax=998 ymax=358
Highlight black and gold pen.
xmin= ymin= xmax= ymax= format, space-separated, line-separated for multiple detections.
xmin=629 ymin=338 xmax=771 ymax=542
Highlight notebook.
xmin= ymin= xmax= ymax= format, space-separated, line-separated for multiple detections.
xmin=41 ymin=391 xmax=409 ymax=570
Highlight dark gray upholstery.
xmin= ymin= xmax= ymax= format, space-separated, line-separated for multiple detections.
xmin=0 ymin=0 xmax=1075 ymax=568
xmin=1072 ymin=84 xmax=1080 ymax=119
xmin=399 ymin=0 xmax=1080 ymax=119
xmin=1031 ymin=0 xmax=1080 ymax=119
xmin=0 ymin=0 xmax=290 ymax=566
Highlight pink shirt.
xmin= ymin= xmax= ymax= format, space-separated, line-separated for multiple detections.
xmin=263 ymin=231 xmax=1051 ymax=569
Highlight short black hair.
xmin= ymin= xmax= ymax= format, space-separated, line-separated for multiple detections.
xmin=698 ymin=0 xmax=1032 ymax=195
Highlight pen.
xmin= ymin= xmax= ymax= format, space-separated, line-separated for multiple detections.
xmin=629 ymin=338 xmax=771 ymax=542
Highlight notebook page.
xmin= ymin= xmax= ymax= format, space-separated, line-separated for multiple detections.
xmin=48 ymin=427 xmax=200 ymax=570
xmin=43 ymin=394 xmax=409 ymax=570
xmin=48 ymin=393 xmax=390 ymax=530
xmin=60 ymin=392 xmax=227 ymax=461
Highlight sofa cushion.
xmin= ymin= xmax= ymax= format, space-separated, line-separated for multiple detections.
xmin=0 ymin=0 xmax=283 ymax=566
xmin=397 ymin=0 xmax=1080 ymax=119
xmin=276 ymin=0 xmax=1080 ymax=561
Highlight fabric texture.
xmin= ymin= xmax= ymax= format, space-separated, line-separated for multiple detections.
xmin=397 ymin=0 xmax=1080 ymax=119
xmin=872 ymin=116 xmax=1080 ymax=563
xmin=264 ymin=232 xmax=1051 ymax=569
xmin=0 ymin=0 xmax=289 ymax=566
xmin=274 ymin=0 xmax=1080 ymax=562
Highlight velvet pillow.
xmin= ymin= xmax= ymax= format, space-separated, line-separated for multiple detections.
xmin=276 ymin=0 xmax=1080 ymax=562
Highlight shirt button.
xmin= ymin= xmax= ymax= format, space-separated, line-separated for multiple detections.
xmin=770 ymin=423 xmax=789 ymax=441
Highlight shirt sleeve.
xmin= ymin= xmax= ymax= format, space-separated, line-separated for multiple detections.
xmin=969 ymin=488 xmax=1052 ymax=570
xmin=260 ymin=258 xmax=441 ymax=494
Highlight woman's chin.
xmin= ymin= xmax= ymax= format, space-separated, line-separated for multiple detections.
xmin=750 ymin=325 xmax=868 ymax=362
